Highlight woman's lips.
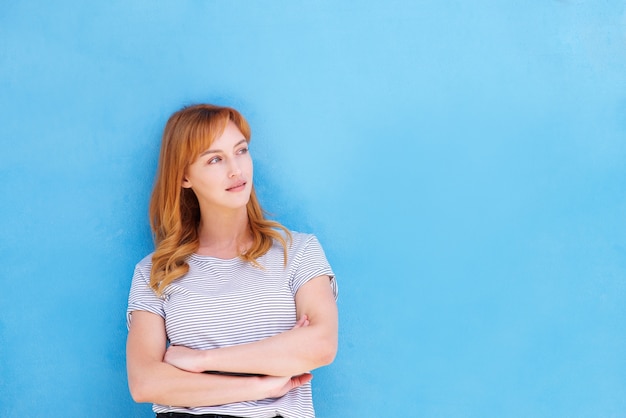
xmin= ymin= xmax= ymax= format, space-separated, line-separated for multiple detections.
xmin=226 ymin=181 xmax=247 ymax=192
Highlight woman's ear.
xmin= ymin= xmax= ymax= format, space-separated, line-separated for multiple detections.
xmin=182 ymin=176 xmax=192 ymax=188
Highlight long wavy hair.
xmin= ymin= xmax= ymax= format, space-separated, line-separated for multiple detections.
xmin=149 ymin=104 xmax=291 ymax=295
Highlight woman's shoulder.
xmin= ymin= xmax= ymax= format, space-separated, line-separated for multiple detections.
xmin=284 ymin=230 xmax=316 ymax=244
xmin=282 ymin=230 xmax=325 ymax=254
xmin=134 ymin=252 xmax=154 ymax=271
xmin=288 ymin=230 xmax=315 ymax=241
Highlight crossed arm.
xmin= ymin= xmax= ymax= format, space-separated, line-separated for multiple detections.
xmin=126 ymin=275 xmax=338 ymax=407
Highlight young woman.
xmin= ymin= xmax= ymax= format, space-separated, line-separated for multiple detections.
xmin=126 ymin=104 xmax=338 ymax=418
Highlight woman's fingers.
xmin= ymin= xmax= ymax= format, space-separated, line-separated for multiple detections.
xmin=290 ymin=372 xmax=313 ymax=388
xmin=264 ymin=373 xmax=313 ymax=398
xmin=292 ymin=314 xmax=309 ymax=330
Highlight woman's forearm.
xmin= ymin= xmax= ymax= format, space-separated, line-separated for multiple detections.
xmin=128 ymin=361 xmax=266 ymax=407
xmin=129 ymin=345 xmax=316 ymax=407
xmin=214 ymin=322 xmax=337 ymax=375
xmin=167 ymin=321 xmax=336 ymax=377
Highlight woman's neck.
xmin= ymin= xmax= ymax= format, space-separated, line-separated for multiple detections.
xmin=195 ymin=208 xmax=252 ymax=258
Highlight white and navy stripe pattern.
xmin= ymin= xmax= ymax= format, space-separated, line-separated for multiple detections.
xmin=127 ymin=232 xmax=337 ymax=418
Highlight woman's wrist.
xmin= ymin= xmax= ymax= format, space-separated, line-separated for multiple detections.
xmin=199 ymin=348 xmax=214 ymax=372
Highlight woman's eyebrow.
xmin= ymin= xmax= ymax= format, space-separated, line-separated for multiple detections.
xmin=200 ymin=139 xmax=247 ymax=157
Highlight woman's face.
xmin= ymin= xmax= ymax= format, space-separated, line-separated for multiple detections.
xmin=182 ymin=121 xmax=253 ymax=212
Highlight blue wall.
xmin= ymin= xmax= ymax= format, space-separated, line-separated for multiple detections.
xmin=1 ymin=1 xmax=625 ymax=417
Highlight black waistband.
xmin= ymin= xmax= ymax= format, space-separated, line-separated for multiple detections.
xmin=156 ymin=413 xmax=244 ymax=418
xmin=156 ymin=413 xmax=283 ymax=418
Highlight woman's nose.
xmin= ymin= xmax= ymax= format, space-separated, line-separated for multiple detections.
xmin=228 ymin=161 xmax=242 ymax=177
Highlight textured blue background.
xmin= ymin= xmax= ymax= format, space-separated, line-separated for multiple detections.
xmin=1 ymin=1 xmax=625 ymax=417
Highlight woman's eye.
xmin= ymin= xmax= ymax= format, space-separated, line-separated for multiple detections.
xmin=208 ymin=156 xmax=221 ymax=164
xmin=237 ymin=147 xmax=249 ymax=155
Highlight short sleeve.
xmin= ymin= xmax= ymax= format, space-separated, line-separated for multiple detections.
xmin=126 ymin=257 xmax=165 ymax=329
xmin=290 ymin=235 xmax=338 ymax=300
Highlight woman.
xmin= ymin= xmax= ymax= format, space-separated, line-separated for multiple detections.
xmin=126 ymin=104 xmax=338 ymax=418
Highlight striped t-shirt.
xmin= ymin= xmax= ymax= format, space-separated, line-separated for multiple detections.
xmin=127 ymin=232 xmax=337 ymax=418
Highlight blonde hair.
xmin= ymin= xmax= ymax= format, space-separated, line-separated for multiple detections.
xmin=149 ymin=104 xmax=291 ymax=295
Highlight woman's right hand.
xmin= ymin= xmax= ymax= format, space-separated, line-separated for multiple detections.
xmin=256 ymin=316 xmax=313 ymax=399
xmin=261 ymin=373 xmax=313 ymax=399
xmin=293 ymin=314 xmax=309 ymax=329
